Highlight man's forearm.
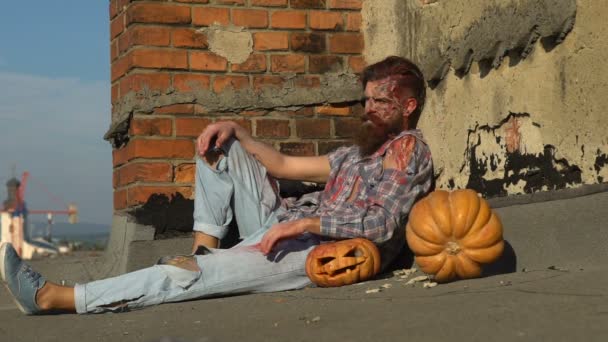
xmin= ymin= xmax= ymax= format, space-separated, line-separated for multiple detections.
xmin=302 ymin=216 xmax=321 ymax=235
xmin=258 ymin=216 xmax=322 ymax=255
xmin=206 ymin=121 xmax=330 ymax=183
xmin=192 ymin=231 xmax=219 ymax=253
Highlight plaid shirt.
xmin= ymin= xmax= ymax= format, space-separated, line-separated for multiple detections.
xmin=277 ymin=129 xmax=434 ymax=269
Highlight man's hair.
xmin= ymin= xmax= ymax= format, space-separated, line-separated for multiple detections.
xmin=362 ymin=56 xmax=426 ymax=128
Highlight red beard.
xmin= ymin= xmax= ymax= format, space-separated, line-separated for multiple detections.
xmin=354 ymin=114 xmax=404 ymax=157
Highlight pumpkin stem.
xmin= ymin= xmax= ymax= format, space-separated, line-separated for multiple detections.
xmin=446 ymin=241 xmax=461 ymax=255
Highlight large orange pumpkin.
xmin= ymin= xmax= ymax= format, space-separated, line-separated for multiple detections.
xmin=306 ymin=238 xmax=381 ymax=287
xmin=406 ymin=189 xmax=504 ymax=283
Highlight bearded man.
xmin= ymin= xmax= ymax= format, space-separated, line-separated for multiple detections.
xmin=1 ymin=56 xmax=433 ymax=314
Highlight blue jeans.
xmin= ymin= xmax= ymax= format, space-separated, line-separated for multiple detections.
xmin=74 ymin=140 xmax=320 ymax=314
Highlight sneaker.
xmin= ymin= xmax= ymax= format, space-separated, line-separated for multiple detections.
xmin=0 ymin=243 xmax=46 ymax=315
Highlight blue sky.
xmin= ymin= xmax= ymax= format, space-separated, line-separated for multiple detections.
xmin=0 ymin=1 xmax=112 ymax=224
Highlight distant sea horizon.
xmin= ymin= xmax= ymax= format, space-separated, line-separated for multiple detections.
xmin=28 ymin=220 xmax=110 ymax=246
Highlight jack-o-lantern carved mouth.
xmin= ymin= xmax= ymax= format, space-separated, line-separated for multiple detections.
xmin=315 ymin=247 xmax=367 ymax=277
xmin=306 ymin=238 xmax=381 ymax=287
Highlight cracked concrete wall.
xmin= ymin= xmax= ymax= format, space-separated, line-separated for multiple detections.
xmin=363 ymin=0 xmax=608 ymax=196
xmin=365 ymin=0 xmax=577 ymax=84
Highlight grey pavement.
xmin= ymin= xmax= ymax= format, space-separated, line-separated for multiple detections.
xmin=1 ymin=191 xmax=607 ymax=342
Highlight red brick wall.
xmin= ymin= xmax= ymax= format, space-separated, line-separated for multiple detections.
xmin=110 ymin=0 xmax=365 ymax=211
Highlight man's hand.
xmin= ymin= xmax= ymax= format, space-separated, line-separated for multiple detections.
xmin=197 ymin=121 xmax=242 ymax=157
xmin=259 ymin=217 xmax=320 ymax=255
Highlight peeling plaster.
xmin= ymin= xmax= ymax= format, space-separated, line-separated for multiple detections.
xmin=462 ymin=113 xmax=582 ymax=197
xmin=364 ymin=0 xmax=607 ymax=196
xmin=202 ymin=25 xmax=253 ymax=64
xmin=595 ymin=151 xmax=608 ymax=183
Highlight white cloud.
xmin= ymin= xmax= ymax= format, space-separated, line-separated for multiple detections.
xmin=0 ymin=72 xmax=112 ymax=224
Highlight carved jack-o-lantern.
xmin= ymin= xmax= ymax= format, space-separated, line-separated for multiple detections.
xmin=406 ymin=189 xmax=504 ymax=283
xmin=306 ymin=238 xmax=381 ymax=287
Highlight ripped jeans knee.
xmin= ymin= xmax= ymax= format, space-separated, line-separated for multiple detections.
xmin=157 ymin=255 xmax=201 ymax=272
xmin=156 ymin=255 xmax=203 ymax=290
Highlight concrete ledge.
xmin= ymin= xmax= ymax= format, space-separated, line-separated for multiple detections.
xmin=127 ymin=237 xmax=193 ymax=272
xmin=102 ymin=214 xmax=156 ymax=277
xmin=488 ymin=183 xmax=608 ymax=208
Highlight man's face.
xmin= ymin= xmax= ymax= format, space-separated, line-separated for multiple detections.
xmin=354 ymin=78 xmax=407 ymax=157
